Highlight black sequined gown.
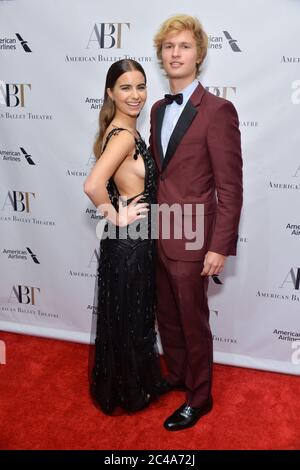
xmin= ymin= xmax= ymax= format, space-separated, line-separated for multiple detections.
xmin=90 ymin=128 xmax=164 ymax=414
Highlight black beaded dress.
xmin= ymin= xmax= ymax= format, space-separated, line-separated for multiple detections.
xmin=90 ymin=128 xmax=164 ymax=414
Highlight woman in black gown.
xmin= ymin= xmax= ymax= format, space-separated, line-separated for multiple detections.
xmin=84 ymin=59 xmax=166 ymax=414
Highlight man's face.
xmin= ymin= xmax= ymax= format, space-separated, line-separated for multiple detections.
xmin=161 ymin=29 xmax=199 ymax=82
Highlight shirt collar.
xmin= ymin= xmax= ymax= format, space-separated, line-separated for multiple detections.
xmin=179 ymin=79 xmax=199 ymax=104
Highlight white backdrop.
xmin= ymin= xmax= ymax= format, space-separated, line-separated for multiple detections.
xmin=1 ymin=0 xmax=299 ymax=375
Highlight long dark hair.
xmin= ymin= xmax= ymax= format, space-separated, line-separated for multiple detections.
xmin=93 ymin=59 xmax=146 ymax=160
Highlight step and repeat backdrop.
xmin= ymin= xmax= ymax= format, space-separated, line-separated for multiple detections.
xmin=1 ymin=0 xmax=299 ymax=374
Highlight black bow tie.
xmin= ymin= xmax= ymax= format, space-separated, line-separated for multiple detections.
xmin=164 ymin=93 xmax=183 ymax=105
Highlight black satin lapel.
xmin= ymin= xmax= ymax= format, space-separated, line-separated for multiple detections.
xmin=162 ymin=101 xmax=197 ymax=171
xmin=155 ymin=103 xmax=166 ymax=166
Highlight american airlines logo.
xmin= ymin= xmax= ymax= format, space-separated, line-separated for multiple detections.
xmin=27 ymin=247 xmax=40 ymax=264
xmin=2 ymin=247 xmax=40 ymax=263
xmin=285 ymin=223 xmax=300 ymax=237
xmin=20 ymin=147 xmax=35 ymax=164
xmin=209 ymin=31 xmax=242 ymax=52
xmin=0 ymin=147 xmax=35 ymax=165
xmin=0 ymin=33 xmax=32 ymax=52
xmin=223 ymin=31 xmax=241 ymax=52
xmin=15 ymin=34 xmax=32 ymax=52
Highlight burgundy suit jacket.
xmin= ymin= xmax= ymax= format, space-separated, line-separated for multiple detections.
xmin=150 ymin=82 xmax=243 ymax=261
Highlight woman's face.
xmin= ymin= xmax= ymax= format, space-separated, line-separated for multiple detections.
xmin=107 ymin=70 xmax=147 ymax=118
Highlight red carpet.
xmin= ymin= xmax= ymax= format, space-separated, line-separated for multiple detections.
xmin=0 ymin=331 xmax=299 ymax=450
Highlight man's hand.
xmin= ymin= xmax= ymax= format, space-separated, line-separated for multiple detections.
xmin=201 ymin=251 xmax=226 ymax=276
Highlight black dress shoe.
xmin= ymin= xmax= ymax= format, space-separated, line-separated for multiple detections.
xmin=163 ymin=396 xmax=213 ymax=431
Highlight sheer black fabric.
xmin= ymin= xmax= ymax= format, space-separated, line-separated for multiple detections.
xmin=90 ymin=128 xmax=164 ymax=414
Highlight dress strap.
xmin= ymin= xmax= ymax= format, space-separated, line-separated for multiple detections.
xmin=101 ymin=127 xmax=125 ymax=154
xmin=101 ymin=127 xmax=140 ymax=155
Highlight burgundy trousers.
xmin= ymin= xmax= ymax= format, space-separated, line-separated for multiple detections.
xmin=156 ymin=243 xmax=213 ymax=407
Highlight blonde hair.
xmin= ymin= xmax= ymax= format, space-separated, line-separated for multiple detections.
xmin=154 ymin=14 xmax=208 ymax=76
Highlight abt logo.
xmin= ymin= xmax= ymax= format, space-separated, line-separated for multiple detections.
xmin=280 ymin=268 xmax=300 ymax=290
xmin=2 ymin=191 xmax=36 ymax=213
xmin=205 ymin=86 xmax=237 ymax=100
xmin=87 ymin=23 xmax=130 ymax=49
xmin=0 ymin=81 xmax=31 ymax=107
xmin=9 ymin=285 xmax=40 ymax=305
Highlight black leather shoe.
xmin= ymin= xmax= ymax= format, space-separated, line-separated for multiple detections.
xmin=163 ymin=396 xmax=213 ymax=431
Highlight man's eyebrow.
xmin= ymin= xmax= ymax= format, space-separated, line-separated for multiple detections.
xmin=163 ymin=41 xmax=193 ymax=45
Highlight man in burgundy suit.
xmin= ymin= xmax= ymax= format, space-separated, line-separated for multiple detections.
xmin=150 ymin=15 xmax=243 ymax=431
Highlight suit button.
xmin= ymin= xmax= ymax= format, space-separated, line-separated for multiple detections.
xmin=160 ymin=174 xmax=166 ymax=181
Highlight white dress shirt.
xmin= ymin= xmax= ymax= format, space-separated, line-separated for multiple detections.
xmin=161 ymin=79 xmax=199 ymax=157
